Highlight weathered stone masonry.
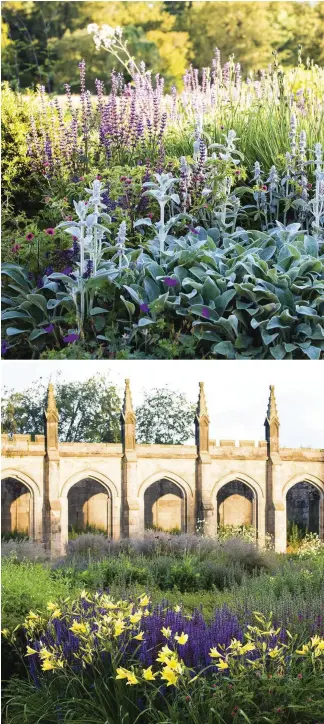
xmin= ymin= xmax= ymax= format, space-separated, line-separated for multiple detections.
xmin=1 ymin=381 xmax=323 ymax=555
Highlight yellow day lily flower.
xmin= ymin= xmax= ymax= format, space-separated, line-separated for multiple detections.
xmin=161 ymin=666 xmax=179 ymax=686
xmin=116 ymin=667 xmax=139 ymax=685
xmin=175 ymin=632 xmax=188 ymax=646
xmin=241 ymin=643 xmax=255 ymax=654
xmin=51 ymin=609 xmax=62 ymax=619
xmin=163 ymin=657 xmax=181 ymax=671
xmin=143 ymin=666 xmax=158 ymax=681
xmin=296 ymin=644 xmax=309 ymax=655
xmin=174 ymin=605 xmax=181 ymax=613
xmin=133 ymin=631 xmax=144 ymax=641
xmin=130 ymin=612 xmax=142 ymax=624
xmin=47 ymin=602 xmax=57 ymax=611
xmin=139 ymin=595 xmax=150 ymax=607
xmin=316 ymin=640 xmax=324 ymax=651
xmin=156 ymin=645 xmax=174 ymax=664
xmin=268 ymin=647 xmax=281 ymax=658
xmin=161 ymin=627 xmax=172 ymax=639
xmin=209 ymin=647 xmax=223 ymax=659
xmin=216 ymin=660 xmax=229 ymax=670
xmin=143 ymin=609 xmax=150 ymax=617
xmin=39 ymin=648 xmax=53 ymax=660
xmin=70 ymin=621 xmax=87 ymax=635
xmin=1 ymin=629 xmax=10 ymax=638
xmin=311 ymin=636 xmax=320 ymax=648
xmin=27 ymin=611 xmax=39 ymax=620
xmin=116 ymin=667 xmax=130 ymax=680
xmin=114 ymin=621 xmax=126 ymax=637
xmin=41 ymin=659 xmax=56 ymax=671
xmin=25 ymin=646 xmax=39 ymax=656
xmin=126 ymin=672 xmax=139 ymax=685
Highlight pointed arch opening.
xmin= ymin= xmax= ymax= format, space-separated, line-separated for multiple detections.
xmin=286 ymin=481 xmax=322 ymax=539
xmin=68 ymin=478 xmax=112 ymax=537
xmin=216 ymin=480 xmax=258 ymax=536
xmin=144 ymin=478 xmax=186 ymax=533
xmin=1 ymin=477 xmax=33 ymax=538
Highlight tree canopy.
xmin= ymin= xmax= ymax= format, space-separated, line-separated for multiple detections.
xmin=135 ymin=387 xmax=195 ymax=444
xmin=1 ymin=1 xmax=323 ymax=92
xmin=2 ymin=376 xmax=195 ymax=445
xmin=2 ymin=374 xmax=122 ymax=442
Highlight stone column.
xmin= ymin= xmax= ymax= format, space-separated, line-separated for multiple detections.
xmin=195 ymin=382 xmax=215 ymax=536
xmin=264 ymin=385 xmax=283 ymax=551
xmin=44 ymin=383 xmax=63 ymax=556
xmin=121 ymin=379 xmax=140 ymax=537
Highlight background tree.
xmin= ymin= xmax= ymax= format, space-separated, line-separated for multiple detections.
xmin=1 ymin=374 xmax=122 ymax=442
xmin=135 ymin=387 xmax=195 ymax=444
xmin=2 ymin=1 xmax=323 ymax=93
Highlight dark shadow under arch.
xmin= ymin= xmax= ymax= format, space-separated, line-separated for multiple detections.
xmin=68 ymin=478 xmax=112 ymax=536
xmin=144 ymin=479 xmax=186 ymax=532
xmin=217 ymin=480 xmax=257 ymax=531
xmin=1 ymin=477 xmax=31 ymax=536
xmin=286 ymin=481 xmax=320 ymax=535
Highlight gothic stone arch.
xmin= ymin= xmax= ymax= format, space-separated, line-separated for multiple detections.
xmin=211 ymin=473 xmax=266 ymax=543
xmin=139 ymin=472 xmax=194 ymax=535
xmin=1 ymin=469 xmax=41 ymax=541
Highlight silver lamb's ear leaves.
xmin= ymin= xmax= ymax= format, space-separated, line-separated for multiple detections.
xmin=64 ymin=227 xmax=81 ymax=238
xmin=86 ymin=213 xmax=96 ymax=227
xmin=134 ymin=218 xmax=153 ymax=228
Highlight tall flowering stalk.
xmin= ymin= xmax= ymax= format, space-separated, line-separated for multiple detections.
xmin=51 ymin=180 xmax=111 ymax=332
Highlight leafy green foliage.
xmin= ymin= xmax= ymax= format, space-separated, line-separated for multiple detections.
xmin=2 ymin=374 xmax=121 ymax=442
xmin=3 ymin=223 xmax=323 ymax=359
xmin=135 ymin=387 xmax=195 ymax=444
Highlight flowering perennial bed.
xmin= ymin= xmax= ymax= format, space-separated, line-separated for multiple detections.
xmin=2 ymin=26 xmax=324 ymax=359
xmin=3 ymin=590 xmax=324 ymax=723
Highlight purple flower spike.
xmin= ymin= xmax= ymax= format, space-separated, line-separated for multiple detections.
xmin=62 ymin=266 xmax=73 ymax=276
xmin=140 ymin=303 xmax=150 ymax=313
xmin=1 ymin=340 xmax=8 ymax=356
xmin=63 ymin=333 xmax=80 ymax=344
xmin=163 ymin=277 xmax=177 ymax=287
xmin=44 ymin=324 xmax=55 ymax=334
xmin=189 ymin=227 xmax=199 ymax=235
xmin=202 ymin=306 xmax=211 ymax=319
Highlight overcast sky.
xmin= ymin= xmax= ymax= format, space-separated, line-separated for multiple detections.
xmin=2 ymin=360 xmax=323 ymax=449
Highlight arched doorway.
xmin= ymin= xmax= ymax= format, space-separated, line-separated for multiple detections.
xmin=68 ymin=478 xmax=112 ymax=536
xmin=1 ymin=477 xmax=32 ymax=537
xmin=217 ymin=480 xmax=257 ymax=533
xmin=144 ymin=479 xmax=186 ymax=533
xmin=286 ymin=482 xmax=321 ymax=537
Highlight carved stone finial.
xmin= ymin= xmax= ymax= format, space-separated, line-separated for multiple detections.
xmin=124 ymin=378 xmax=134 ymax=416
xmin=46 ymin=383 xmax=59 ymax=423
xmin=265 ymin=384 xmax=280 ymax=451
xmin=197 ymin=381 xmax=209 ymax=420
xmin=266 ymin=385 xmax=279 ymax=422
xmin=195 ymin=381 xmax=210 ymax=453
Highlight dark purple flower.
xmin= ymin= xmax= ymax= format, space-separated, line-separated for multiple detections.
xmin=63 ymin=333 xmax=80 ymax=344
xmin=83 ymin=259 xmax=93 ymax=279
xmin=202 ymin=306 xmax=211 ymax=319
xmin=12 ymin=244 xmax=21 ymax=253
xmin=189 ymin=228 xmax=199 ymax=235
xmin=44 ymin=324 xmax=55 ymax=334
xmin=62 ymin=266 xmax=73 ymax=276
xmin=163 ymin=277 xmax=177 ymax=287
xmin=140 ymin=303 xmax=150 ymax=313
xmin=45 ymin=228 xmax=55 ymax=236
xmin=26 ymin=232 xmax=34 ymax=241
xmin=1 ymin=340 xmax=8 ymax=356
